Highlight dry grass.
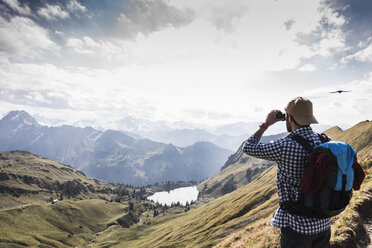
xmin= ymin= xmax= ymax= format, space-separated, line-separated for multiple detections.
xmin=324 ymin=121 xmax=372 ymax=161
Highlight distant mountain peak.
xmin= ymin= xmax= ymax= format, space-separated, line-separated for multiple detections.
xmin=2 ymin=110 xmax=38 ymax=126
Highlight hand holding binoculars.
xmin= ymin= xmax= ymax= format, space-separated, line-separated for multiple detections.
xmin=275 ymin=111 xmax=285 ymax=120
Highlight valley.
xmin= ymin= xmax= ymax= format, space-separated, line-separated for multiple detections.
xmin=0 ymin=120 xmax=371 ymax=247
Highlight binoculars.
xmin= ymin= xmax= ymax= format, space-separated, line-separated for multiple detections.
xmin=276 ymin=111 xmax=285 ymax=119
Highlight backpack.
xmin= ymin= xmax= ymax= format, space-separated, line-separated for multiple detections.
xmin=280 ymin=133 xmax=356 ymax=219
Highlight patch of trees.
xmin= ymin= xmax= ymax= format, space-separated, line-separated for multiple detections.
xmin=117 ymin=211 xmax=140 ymax=228
xmin=58 ymin=180 xmax=88 ymax=198
xmin=0 ymin=185 xmax=35 ymax=197
xmin=245 ymin=164 xmax=272 ymax=182
xmin=0 ymin=173 xmax=10 ymax=181
xmin=203 ymin=181 xmax=222 ymax=195
xmin=151 ymin=200 xmax=195 ymax=217
xmin=221 ymin=176 xmax=237 ymax=195
xmin=149 ymin=180 xmax=197 ymax=192
xmin=112 ymin=186 xmax=150 ymax=203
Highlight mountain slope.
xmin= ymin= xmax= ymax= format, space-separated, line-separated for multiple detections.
xmin=198 ymin=133 xmax=286 ymax=199
xmin=323 ymin=120 xmax=372 ymax=160
xmin=0 ymin=151 xmax=118 ymax=209
xmin=0 ymin=199 xmax=128 ymax=247
xmin=86 ymin=166 xmax=279 ymax=248
xmin=99 ymin=121 xmax=370 ymax=248
xmin=213 ymin=121 xmax=372 ymax=248
xmin=0 ymin=151 xmax=162 ymax=247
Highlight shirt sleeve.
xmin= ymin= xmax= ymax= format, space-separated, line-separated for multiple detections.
xmin=242 ymin=136 xmax=283 ymax=163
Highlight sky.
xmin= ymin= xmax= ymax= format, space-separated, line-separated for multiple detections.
xmin=0 ymin=0 xmax=371 ymax=130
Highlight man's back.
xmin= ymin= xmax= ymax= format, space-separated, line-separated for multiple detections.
xmin=241 ymin=97 xmax=332 ymax=247
xmin=243 ymin=126 xmax=332 ymax=235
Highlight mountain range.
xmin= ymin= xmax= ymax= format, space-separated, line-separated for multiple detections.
xmin=31 ymin=111 xmax=332 ymax=151
xmin=0 ymin=110 xmax=232 ymax=186
xmin=0 ymin=120 xmax=370 ymax=247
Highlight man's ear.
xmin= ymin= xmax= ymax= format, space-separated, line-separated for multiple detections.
xmin=287 ymin=115 xmax=295 ymax=126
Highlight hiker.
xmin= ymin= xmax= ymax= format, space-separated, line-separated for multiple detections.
xmin=242 ymin=97 xmax=331 ymax=248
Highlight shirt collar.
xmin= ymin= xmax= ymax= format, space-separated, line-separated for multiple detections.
xmin=292 ymin=126 xmax=313 ymax=135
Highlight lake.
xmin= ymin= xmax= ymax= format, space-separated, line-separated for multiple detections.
xmin=147 ymin=186 xmax=199 ymax=206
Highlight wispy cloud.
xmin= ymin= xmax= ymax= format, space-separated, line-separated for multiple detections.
xmin=298 ymin=64 xmax=316 ymax=71
xmin=206 ymin=0 xmax=249 ymax=33
xmin=0 ymin=0 xmax=371 ymax=127
xmin=284 ymin=19 xmax=295 ymax=31
xmin=2 ymin=0 xmax=31 ymax=16
xmin=295 ymin=2 xmax=348 ymax=58
xmin=116 ymin=0 xmax=195 ymax=38
xmin=342 ymin=39 xmax=372 ymax=63
xmin=37 ymin=4 xmax=70 ymax=20
xmin=0 ymin=16 xmax=60 ymax=60
xmin=67 ymin=0 xmax=87 ymax=13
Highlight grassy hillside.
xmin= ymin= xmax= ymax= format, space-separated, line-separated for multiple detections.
xmin=197 ymin=154 xmax=273 ymax=200
xmin=0 ymin=151 xmax=117 ymax=209
xmin=0 ymin=151 xmax=178 ymax=247
xmin=213 ymin=159 xmax=372 ymax=248
xmin=0 ymin=199 xmax=127 ymax=247
xmin=323 ymin=120 xmax=372 ymax=160
xmin=212 ymin=121 xmax=372 ymax=248
xmin=197 ymin=135 xmax=288 ymax=200
xmin=86 ymin=166 xmax=279 ymax=248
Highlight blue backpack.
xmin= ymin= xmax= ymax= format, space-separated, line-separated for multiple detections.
xmin=280 ymin=134 xmax=355 ymax=219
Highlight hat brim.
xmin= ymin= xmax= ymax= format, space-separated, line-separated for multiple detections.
xmin=293 ymin=115 xmax=318 ymax=126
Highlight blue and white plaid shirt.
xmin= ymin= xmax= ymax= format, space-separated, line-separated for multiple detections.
xmin=242 ymin=127 xmax=332 ymax=235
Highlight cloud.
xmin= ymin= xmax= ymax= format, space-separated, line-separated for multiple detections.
xmin=116 ymin=0 xmax=195 ymax=38
xmin=0 ymin=88 xmax=71 ymax=109
xmin=314 ymin=29 xmax=347 ymax=57
xmin=284 ymin=19 xmax=295 ymax=31
xmin=323 ymin=0 xmax=372 ymax=46
xmin=295 ymin=1 xmax=348 ymax=58
xmin=342 ymin=38 xmax=372 ymax=63
xmin=36 ymin=1 xmax=88 ymax=21
xmin=67 ymin=0 xmax=87 ymax=13
xmin=298 ymin=64 xmax=316 ymax=71
xmin=1 ymin=0 xmax=370 ymax=127
xmin=66 ymin=37 xmax=95 ymax=55
xmin=0 ymin=16 xmax=60 ymax=60
xmin=319 ymin=4 xmax=346 ymax=27
xmin=254 ymin=106 xmax=263 ymax=112
xmin=206 ymin=0 xmax=249 ymax=33
xmin=37 ymin=4 xmax=70 ymax=20
xmin=0 ymin=62 xmax=158 ymax=120
xmin=2 ymin=0 xmax=31 ymax=16
xmin=65 ymin=36 xmax=132 ymax=68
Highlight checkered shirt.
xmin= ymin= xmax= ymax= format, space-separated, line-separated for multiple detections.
xmin=242 ymin=127 xmax=332 ymax=235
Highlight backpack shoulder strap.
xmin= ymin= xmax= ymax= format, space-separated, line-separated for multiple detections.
xmin=318 ymin=133 xmax=331 ymax=143
xmin=288 ymin=134 xmax=314 ymax=153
